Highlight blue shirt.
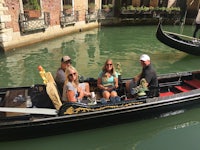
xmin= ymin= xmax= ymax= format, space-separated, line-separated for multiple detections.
xmin=98 ymin=71 xmax=118 ymax=87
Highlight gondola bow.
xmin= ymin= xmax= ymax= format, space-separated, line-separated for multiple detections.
xmin=156 ymin=22 xmax=200 ymax=56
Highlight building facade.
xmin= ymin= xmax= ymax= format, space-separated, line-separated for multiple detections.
xmin=0 ymin=0 xmax=104 ymax=52
xmin=0 ymin=0 xmax=199 ymax=52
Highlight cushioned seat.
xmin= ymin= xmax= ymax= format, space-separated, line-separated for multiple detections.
xmin=174 ymin=85 xmax=193 ymax=92
xmin=159 ymin=91 xmax=174 ymax=97
xmin=184 ymin=79 xmax=200 ymax=89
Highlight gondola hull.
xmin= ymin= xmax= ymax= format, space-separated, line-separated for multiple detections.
xmin=1 ymin=70 xmax=200 ymax=141
xmin=156 ymin=22 xmax=200 ymax=56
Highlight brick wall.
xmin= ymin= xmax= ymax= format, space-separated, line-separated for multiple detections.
xmin=42 ymin=0 xmax=61 ymax=25
xmin=4 ymin=0 xmax=20 ymax=32
xmin=75 ymin=0 xmax=87 ymax=21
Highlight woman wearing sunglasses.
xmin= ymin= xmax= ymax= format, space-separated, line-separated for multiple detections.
xmin=62 ymin=66 xmax=84 ymax=102
xmin=97 ymin=59 xmax=121 ymax=103
xmin=56 ymin=56 xmax=91 ymax=99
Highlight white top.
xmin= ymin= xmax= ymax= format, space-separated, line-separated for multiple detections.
xmin=196 ymin=9 xmax=200 ymax=24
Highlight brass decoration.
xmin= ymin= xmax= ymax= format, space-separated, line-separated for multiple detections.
xmin=63 ymin=101 xmax=143 ymax=115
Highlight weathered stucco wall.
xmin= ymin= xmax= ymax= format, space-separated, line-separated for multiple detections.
xmin=0 ymin=0 xmax=199 ymax=52
xmin=0 ymin=0 xmax=101 ymax=52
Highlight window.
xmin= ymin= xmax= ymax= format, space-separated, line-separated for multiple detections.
xmin=102 ymin=0 xmax=113 ymax=5
xmin=88 ymin=0 xmax=95 ymax=4
xmin=63 ymin=0 xmax=72 ymax=5
xmin=23 ymin=0 xmax=41 ymax=10
xmin=22 ymin=0 xmax=41 ymax=19
xmin=140 ymin=0 xmax=150 ymax=7
xmin=63 ymin=0 xmax=73 ymax=15
xmin=88 ymin=0 xmax=95 ymax=13
xmin=158 ymin=0 xmax=168 ymax=7
xmin=121 ymin=0 xmax=132 ymax=7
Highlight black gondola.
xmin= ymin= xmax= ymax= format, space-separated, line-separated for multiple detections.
xmin=156 ymin=21 xmax=200 ymax=56
xmin=1 ymin=70 xmax=200 ymax=141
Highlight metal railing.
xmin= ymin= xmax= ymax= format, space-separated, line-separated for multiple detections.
xmin=120 ymin=9 xmax=180 ymax=19
xmin=19 ymin=12 xmax=50 ymax=34
xmin=85 ymin=10 xmax=99 ymax=23
xmin=98 ymin=9 xmax=114 ymax=20
xmin=60 ymin=11 xmax=79 ymax=28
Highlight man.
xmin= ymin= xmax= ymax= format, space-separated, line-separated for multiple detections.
xmin=126 ymin=54 xmax=159 ymax=97
xmin=55 ymin=56 xmax=90 ymax=97
xmin=193 ymin=8 xmax=200 ymax=38
xmin=55 ymin=56 xmax=71 ymax=95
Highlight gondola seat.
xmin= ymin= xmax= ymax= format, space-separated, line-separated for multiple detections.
xmin=159 ymin=91 xmax=174 ymax=97
xmin=184 ymin=79 xmax=200 ymax=89
xmin=174 ymin=85 xmax=193 ymax=92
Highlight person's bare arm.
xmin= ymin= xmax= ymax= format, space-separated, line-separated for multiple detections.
xmin=97 ymin=77 xmax=106 ymax=90
xmin=67 ymin=90 xmax=77 ymax=102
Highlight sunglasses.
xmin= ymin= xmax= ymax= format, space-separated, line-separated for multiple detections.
xmin=69 ymin=72 xmax=76 ymax=77
xmin=64 ymin=60 xmax=71 ymax=64
xmin=106 ymin=64 xmax=112 ymax=66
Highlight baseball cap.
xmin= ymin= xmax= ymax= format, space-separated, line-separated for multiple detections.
xmin=140 ymin=54 xmax=150 ymax=61
xmin=61 ymin=56 xmax=71 ymax=62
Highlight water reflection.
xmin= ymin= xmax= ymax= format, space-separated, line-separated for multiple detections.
xmin=1 ymin=25 xmax=200 ymax=150
xmin=136 ymin=121 xmax=200 ymax=150
xmin=0 ymin=26 xmax=200 ymax=87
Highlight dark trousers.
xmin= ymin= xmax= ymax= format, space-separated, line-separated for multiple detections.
xmin=193 ymin=23 xmax=200 ymax=38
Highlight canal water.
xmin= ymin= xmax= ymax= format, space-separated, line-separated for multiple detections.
xmin=1 ymin=25 xmax=200 ymax=150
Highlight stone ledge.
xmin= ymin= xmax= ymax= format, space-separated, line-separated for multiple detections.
xmin=0 ymin=28 xmax=13 ymax=42
xmin=0 ymin=6 xmax=8 ymax=11
xmin=0 ymin=15 xmax=11 ymax=22
xmin=0 ymin=22 xmax=5 ymax=29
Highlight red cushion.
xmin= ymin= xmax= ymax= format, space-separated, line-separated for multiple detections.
xmin=174 ymin=85 xmax=193 ymax=92
xmin=160 ymin=91 xmax=174 ymax=97
xmin=184 ymin=79 xmax=200 ymax=88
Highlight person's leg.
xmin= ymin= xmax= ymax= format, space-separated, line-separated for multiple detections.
xmin=125 ymin=80 xmax=131 ymax=93
xmin=129 ymin=80 xmax=137 ymax=95
xmin=102 ymin=91 xmax=110 ymax=100
xmin=193 ymin=24 xmax=199 ymax=38
xmin=110 ymin=91 xmax=121 ymax=103
xmin=110 ymin=91 xmax=118 ymax=97
xmin=196 ymin=24 xmax=200 ymax=38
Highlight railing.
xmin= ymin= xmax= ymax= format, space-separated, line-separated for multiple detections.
xmin=98 ymin=9 xmax=114 ymax=20
xmin=60 ymin=11 xmax=79 ymax=28
xmin=120 ymin=9 xmax=180 ymax=19
xmin=85 ymin=10 xmax=99 ymax=23
xmin=154 ymin=10 xmax=180 ymax=19
xmin=19 ymin=12 xmax=50 ymax=34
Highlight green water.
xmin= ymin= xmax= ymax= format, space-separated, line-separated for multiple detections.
xmin=0 ymin=25 xmax=200 ymax=149
xmin=0 ymin=25 xmax=199 ymax=87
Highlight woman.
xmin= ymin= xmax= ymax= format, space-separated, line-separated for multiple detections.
xmin=97 ymin=59 xmax=120 ymax=103
xmin=62 ymin=66 xmax=84 ymax=102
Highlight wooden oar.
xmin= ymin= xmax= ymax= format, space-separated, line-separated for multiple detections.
xmin=0 ymin=107 xmax=57 ymax=115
